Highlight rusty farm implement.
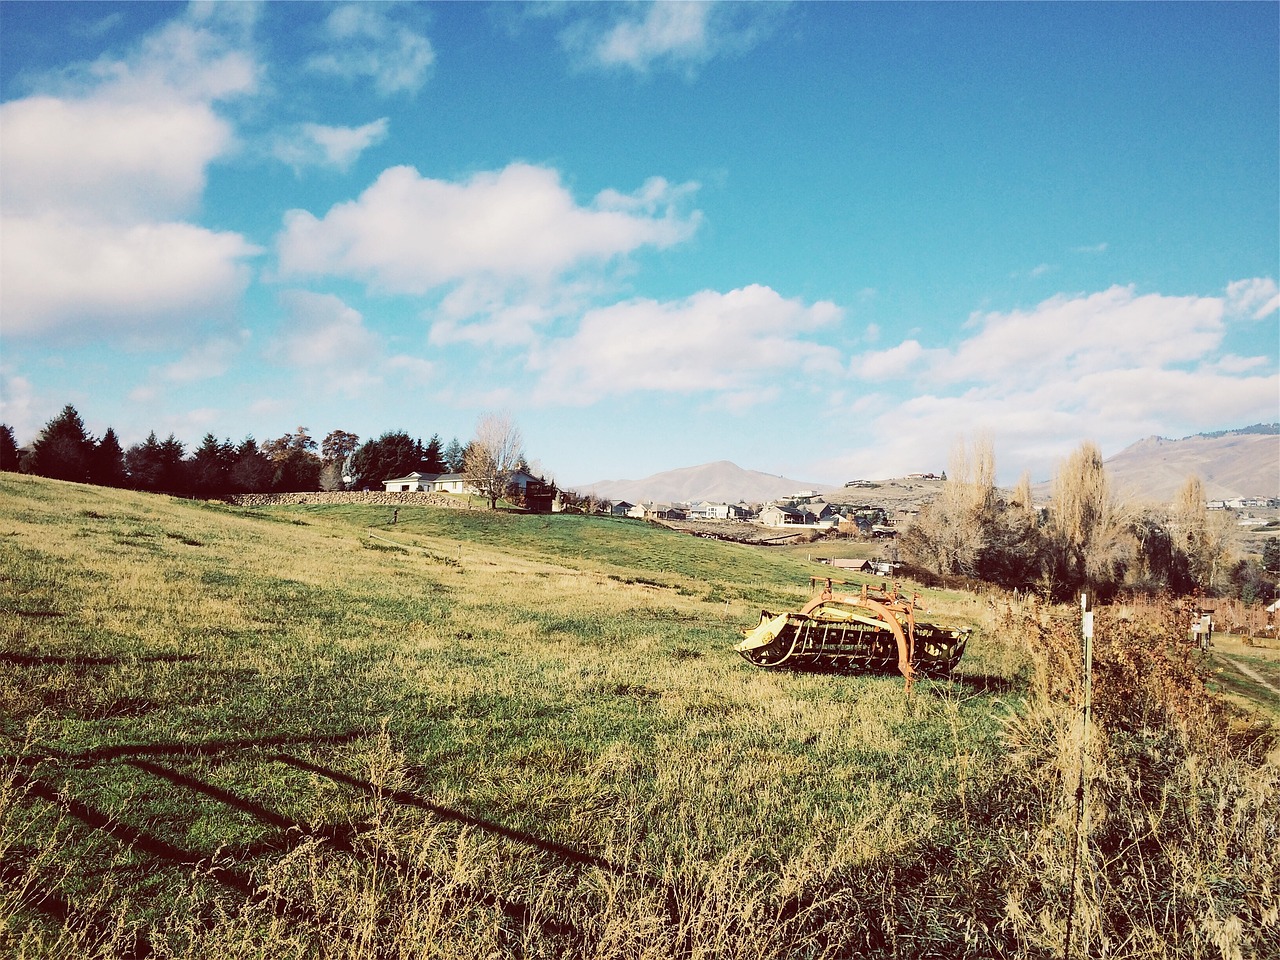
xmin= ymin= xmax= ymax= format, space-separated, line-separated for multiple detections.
xmin=735 ymin=578 xmax=969 ymax=690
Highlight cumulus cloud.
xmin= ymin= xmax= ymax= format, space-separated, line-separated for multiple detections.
xmin=824 ymin=280 xmax=1279 ymax=482
xmin=269 ymin=290 xmax=436 ymax=398
xmin=0 ymin=6 xmax=260 ymax=341
xmin=274 ymin=291 xmax=380 ymax=368
xmin=850 ymin=339 xmax=931 ymax=381
xmin=1 ymin=95 xmax=233 ymax=223
xmin=272 ymin=118 xmax=390 ymax=173
xmin=532 ymin=284 xmax=842 ymax=404
xmin=3 ymin=217 xmax=258 ymax=340
xmin=560 ymin=1 xmax=780 ymax=75
xmin=277 ymin=163 xmax=700 ymax=296
xmin=306 ymin=3 xmax=434 ymax=96
xmin=1225 ymin=277 xmax=1280 ymax=320
xmin=161 ymin=333 xmax=250 ymax=383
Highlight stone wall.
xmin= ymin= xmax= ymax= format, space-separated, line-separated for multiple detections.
xmin=224 ymin=491 xmax=473 ymax=509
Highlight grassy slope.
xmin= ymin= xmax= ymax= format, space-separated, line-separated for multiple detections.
xmin=12 ymin=474 xmax=1271 ymax=957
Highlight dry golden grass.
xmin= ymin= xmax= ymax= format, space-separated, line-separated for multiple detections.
xmin=2 ymin=474 xmax=1275 ymax=958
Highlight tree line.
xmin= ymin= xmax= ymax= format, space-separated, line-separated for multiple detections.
xmin=900 ymin=438 xmax=1277 ymax=603
xmin=0 ymin=405 xmax=541 ymax=507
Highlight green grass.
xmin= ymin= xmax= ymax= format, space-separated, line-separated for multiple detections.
xmin=1 ymin=474 xmax=1275 ymax=959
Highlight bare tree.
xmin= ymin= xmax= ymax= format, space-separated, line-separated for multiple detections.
xmin=464 ymin=412 xmax=525 ymax=510
xmin=1045 ymin=441 xmax=1135 ymax=599
xmin=1171 ymin=475 xmax=1232 ymax=592
xmin=901 ymin=436 xmax=998 ymax=577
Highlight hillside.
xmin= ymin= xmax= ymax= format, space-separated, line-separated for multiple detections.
xmin=1103 ymin=426 xmax=1280 ymax=502
xmin=580 ymin=459 xmax=837 ymax=504
xmin=2 ymin=474 xmax=1274 ymax=959
xmin=586 ymin=425 xmax=1279 ymax=510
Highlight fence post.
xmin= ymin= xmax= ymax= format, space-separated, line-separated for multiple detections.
xmin=1065 ymin=593 xmax=1093 ymax=960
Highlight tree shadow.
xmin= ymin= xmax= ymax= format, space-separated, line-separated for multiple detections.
xmin=16 ymin=753 xmax=591 ymax=951
xmin=934 ymin=672 xmax=1020 ymax=695
xmin=272 ymin=752 xmax=632 ymax=879
xmin=0 ymin=650 xmax=200 ymax=667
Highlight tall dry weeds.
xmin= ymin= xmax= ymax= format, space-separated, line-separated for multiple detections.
xmin=997 ymin=597 xmax=1279 ymax=960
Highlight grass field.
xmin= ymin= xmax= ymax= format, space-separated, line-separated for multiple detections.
xmin=1 ymin=474 xmax=1276 ymax=959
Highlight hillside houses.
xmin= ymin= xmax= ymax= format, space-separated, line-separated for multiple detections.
xmin=382 ymin=469 xmax=545 ymax=500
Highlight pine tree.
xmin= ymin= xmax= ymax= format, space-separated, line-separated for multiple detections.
xmin=443 ymin=437 xmax=466 ymax=473
xmin=0 ymin=424 xmax=20 ymax=472
xmin=90 ymin=427 xmax=128 ymax=487
xmin=28 ymin=405 xmax=95 ymax=482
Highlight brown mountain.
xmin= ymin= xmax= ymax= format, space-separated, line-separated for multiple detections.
xmin=1103 ymin=427 xmax=1279 ymax=503
xmin=580 ymin=460 xmax=837 ymax=505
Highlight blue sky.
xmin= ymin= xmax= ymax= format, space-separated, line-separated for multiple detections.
xmin=2 ymin=1 xmax=1276 ymax=489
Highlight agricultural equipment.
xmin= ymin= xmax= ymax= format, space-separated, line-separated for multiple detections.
xmin=736 ymin=578 xmax=969 ymax=691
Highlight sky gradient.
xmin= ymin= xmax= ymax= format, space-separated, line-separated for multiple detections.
xmin=1 ymin=1 xmax=1276 ymax=488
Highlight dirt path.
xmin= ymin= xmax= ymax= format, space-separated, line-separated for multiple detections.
xmin=1224 ymin=656 xmax=1280 ymax=699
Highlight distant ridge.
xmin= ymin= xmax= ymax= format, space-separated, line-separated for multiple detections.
xmin=1103 ymin=425 xmax=1279 ymax=502
xmin=580 ymin=460 xmax=837 ymax=505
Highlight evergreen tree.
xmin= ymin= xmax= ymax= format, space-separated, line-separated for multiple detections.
xmin=126 ymin=432 xmax=165 ymax=491
xmin=230 ymin=438 xmax=273 ymax=493
xmin=349 ymin=431 xmax=424 ymax=488
xmin=189 ymin=434 xmax=236 ymax=496
xmin=0 ymin=424 xmax=20 ymax=472
xmin=443 ymin=436 xmax=466 ymax=473
xmin=1263 ymin=539 xmax=1280 ymax=575
xmin=28 ymin=405 xmax=95 ymax=482
xmin=90 ymin=427 xmax=128 ymax=487
xmin=158 ymin=434 xmax=188 ymax=493
xmin=423 ymin=434 xmax=446 ymax=473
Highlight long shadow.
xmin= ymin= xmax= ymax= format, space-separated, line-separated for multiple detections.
xmin=937 ymin=672 xmax=1020 ymax=695
xmin=71 ymin=729 xmax=366 ymax=764
xmin=0 ymin=729 xmax=367 ymax=773
xmin=83 ymin=758 xmax=586 ymax=949
xmin=11 ymin=736 xmax=633 ymax=950
xmin=0 ymin=650 xmax=201 ymax=667
xmin=273 ymin=752 xmax=632 ymax=879
xmin=0 ymin=859 xmax=155 ymax=960
xmin=13 ymin=771 xmax=254 ymax=896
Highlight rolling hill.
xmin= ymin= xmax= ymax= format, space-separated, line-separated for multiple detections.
xmin=1102 ymin=426 xmax=1279 ymax=502
xmin=581 ymin=426 xmax=1279 ymax=507
xmin=579 ymin=460 xmax=837 ymax=505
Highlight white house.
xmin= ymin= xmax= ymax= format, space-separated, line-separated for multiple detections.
xmin=431 ymin=472 xmax=470 ymax=494
xmin=383 ymin=472 xmax=435 ymax=493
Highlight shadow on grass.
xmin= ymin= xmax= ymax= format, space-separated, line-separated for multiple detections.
xmin=14 ymin=754 xmax=589 ymax=951
xmin=272 ymin=752 xmax=632 ymax=879
xmin=8 ymin=728 xmax=615 ymax=951
xmin=0 ymin=650 xmax=200 ymax=667
xmin=0 ymin=857 xmax=155 ymax=960
xmin=934 ymin=672 xmax=1021 ymax=695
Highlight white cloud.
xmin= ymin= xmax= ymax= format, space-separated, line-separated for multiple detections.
xmin=943 ymin=285 xmax=1226 ymax=388
xmin=532 ymin=284 xmax=842 ymax=404
xmin=850 ymin=339 xmax=930 ymax=381
xmin=161 ymin=333 xmax=249 ymax=383
xmin=561 ymin=1 xmax=779 ymax=75
xmin=823 ymin=280 xmax=1280 ymax=483
xmin=277 ymin=163 xmax=700 ymax=293
xmin=306 ymin=3 xmax=434 ymax=96
xmin=0 ymin=95 xmax=233 ymax=223
xmin=0 ymin=368 xmax=39 ymax=443
xmin=2 ymin=217 xmax=258 ymax=340
xmin=274 ymin=291 xmax=381 ymax=369
xmin=272 ymin=119 xmax=390 ymax=173
xmin=270 ymin=290 xmax=439 ymax=398
xmin=1225 ymin=277 xmax=1279 ymax=320
xmin=0 ymin=6 xmax=260 ymax=342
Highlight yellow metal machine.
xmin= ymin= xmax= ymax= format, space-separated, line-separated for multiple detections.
xmin=736 ymin=578 xmax=969 ymax=691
